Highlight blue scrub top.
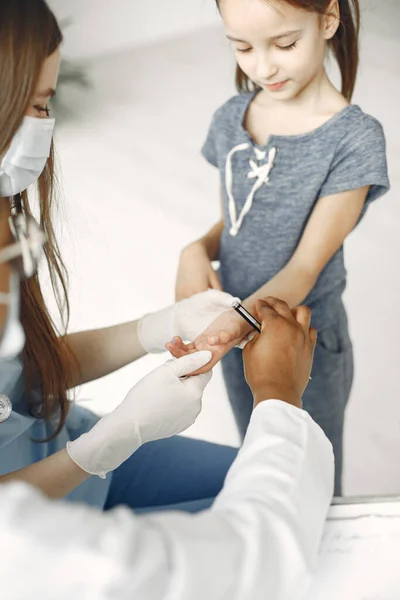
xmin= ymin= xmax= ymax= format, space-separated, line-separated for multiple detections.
xmin=0 ymin=357 xmax=111 ymax=508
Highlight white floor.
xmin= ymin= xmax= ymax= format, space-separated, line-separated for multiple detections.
xmin=50 ymin=2 xmax=400 ymax=497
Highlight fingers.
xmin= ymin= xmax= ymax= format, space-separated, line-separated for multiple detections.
xmin=166 ymin=336 xmax=188 ymax=358
xmin=292 ymin=307 xmax=316 ymax=355
xmin=262 ymin=297 xmax=291 ymax=318
xmin=292 ymin=305 xmax=312 ymax=333
xmin=166 ymin=345 xmax=187 ymax=358
xmin=208 ymin=330 xmax=230 ymax=345
xmin=253 ymin=297 xmax=292 ymax=327
xmin=208 ymin=320 xmax=242 ymax=346
xmin=309 ymin=327 xmax=317 ymax=352
xmin=166 ymin=335 xmax=190 ymax=351
xmin=165 ymin=350 xmax=212 ymax=378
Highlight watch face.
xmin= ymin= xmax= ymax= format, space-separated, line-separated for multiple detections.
xmin=0 ymin=394 xmax=12 ymax=422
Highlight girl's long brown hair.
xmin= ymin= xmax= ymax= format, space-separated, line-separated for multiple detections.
xmin=0 ymin=0 xmax=76 ymax=439
xmin=219 ymin=0 xmax=360 ymax=102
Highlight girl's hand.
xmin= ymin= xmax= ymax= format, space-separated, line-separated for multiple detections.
xmin=166 ymin=309 xmax=253 ymax=375
xmin=137 ymin=290 xmax=235 ymax=354
xmin=175 ymin=241 xmax=222 ymax=301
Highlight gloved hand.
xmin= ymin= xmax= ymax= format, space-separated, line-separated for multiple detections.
xmin=66 ymin=351 xmax=212 ymax=478
xmin=137 ymin=289 xmax=235 ymax=353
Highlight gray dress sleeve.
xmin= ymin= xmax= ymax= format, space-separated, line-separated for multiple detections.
xmin=318 ymin=115 xmax=390 ymax=208
xmin=201 ymin=108 xmax=222 ymax=168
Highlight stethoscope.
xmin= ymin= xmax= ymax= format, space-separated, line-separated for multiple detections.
xmin=0 ymin=193 xmax=45 ymax=423
xmin=0 ymin=395 xmax=12 ymax=422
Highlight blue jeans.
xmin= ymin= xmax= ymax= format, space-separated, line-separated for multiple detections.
xmin=104 ymin=436 xmax=238 ymax=514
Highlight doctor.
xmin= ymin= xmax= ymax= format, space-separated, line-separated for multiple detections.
xmin=0 ymin=231 xmax=334 ymax=598
xmin=0 ymin=0 xmax=241 ymax=512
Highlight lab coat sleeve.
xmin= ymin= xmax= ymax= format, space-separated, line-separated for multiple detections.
xmin=0 ymin=400 xmax=333 ymax=600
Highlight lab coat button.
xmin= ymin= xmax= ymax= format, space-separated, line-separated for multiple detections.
xmin=0 ymin=395 xmax=12 ymax=422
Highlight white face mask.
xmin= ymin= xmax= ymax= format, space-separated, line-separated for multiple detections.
xmin=0 ymin=115 xmax=55 ymax=197
xmin=0 ymin=270 xmax=25 ymax=360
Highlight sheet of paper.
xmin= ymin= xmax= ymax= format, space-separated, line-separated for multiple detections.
xmin=305 ymin=501 xmax=400 ymax=600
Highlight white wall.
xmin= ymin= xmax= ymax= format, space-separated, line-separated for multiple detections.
xmin=48 ymin=0 xmax=221 ymax=60
xmin=47 ymin=0 xmax=399 ymax=62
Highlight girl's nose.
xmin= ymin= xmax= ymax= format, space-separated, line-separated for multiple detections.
xmin=256 ymin=52 xmax=279 ymax=82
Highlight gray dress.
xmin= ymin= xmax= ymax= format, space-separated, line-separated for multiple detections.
xmin=202 ymin=91 xmax=390 ymax=495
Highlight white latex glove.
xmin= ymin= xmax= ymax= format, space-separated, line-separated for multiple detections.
xmin=66 ymin=351 xmax=212 ymax=479
xmin=137 ymin=289 xmax=235 ymax=353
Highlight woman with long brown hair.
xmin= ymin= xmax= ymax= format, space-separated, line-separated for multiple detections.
xmin=0 ymin=0 xmax=240 ymax=512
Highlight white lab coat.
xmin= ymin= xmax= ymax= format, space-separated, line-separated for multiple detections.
xmin=0 ymin=400 xmax=334 ymax=600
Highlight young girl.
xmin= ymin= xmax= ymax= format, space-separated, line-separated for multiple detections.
xmin=173 ymin=0 xmax=390 ymax=494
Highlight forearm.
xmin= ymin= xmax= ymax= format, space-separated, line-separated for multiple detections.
xmin=0 ymin=449 xmax=90 ymax=500
xmin=66 ymin=320 xmax=146 ymax=387
xmin=243 ymin=259 xmax=318 ymax=312
xmin=243 ymin=187 xmax=369 ymax=313
xmin=197 ymin=220 xmax=224 ymax=260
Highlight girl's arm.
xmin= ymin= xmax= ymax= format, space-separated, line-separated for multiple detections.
xmin=168 ymin=186 xmax=370 ymax=369
xmin=185 ymin=187 xmax=225 ymax=261
xmin=196 ymin=218 xmax=224 ymax=261
xmin=175 ymin=188 xmax=224 ymax=300
xmin=66 ymin=287 xmax=236 ymax=388
xmin=175 ymin=220 xmax=224 ymax=301
xmin=243 ymin=186 xmax=370 ymax=311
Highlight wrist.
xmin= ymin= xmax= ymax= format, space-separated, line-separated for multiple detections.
xmin=138 ymin=303 xmax=177 ymax=353
xmin=67 ymin=415 xmax=142 ymax=479
xmin=253 ymin=388 xmax=302 ymax=409
xmin=234 ymin=311 xmax=253 ymax=338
